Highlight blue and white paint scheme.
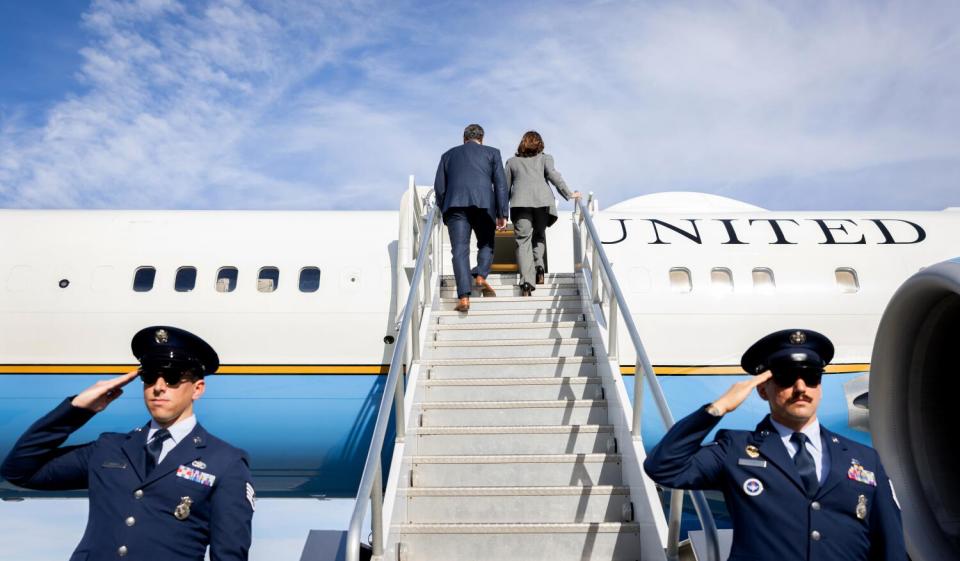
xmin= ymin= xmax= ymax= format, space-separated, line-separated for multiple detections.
xmin=2 ymin=191 xmax=958 ymax=500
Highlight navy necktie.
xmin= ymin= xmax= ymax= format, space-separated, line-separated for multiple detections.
xmin=145 ymin=429 xmax=171 ymax=476
xmin=791 ymin=432 xmax=819 ymax=498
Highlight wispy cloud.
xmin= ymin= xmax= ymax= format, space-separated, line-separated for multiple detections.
xmin=1 ymin=0 xmax=958 ymax=210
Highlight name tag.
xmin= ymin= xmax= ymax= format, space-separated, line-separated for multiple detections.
xmin=738 ymin=458 xmax=768 ymax=468
xmin=176 ymin=465 xmax=216 ymax=487
xmin=101 ymin=461 xmax=127 ymax=469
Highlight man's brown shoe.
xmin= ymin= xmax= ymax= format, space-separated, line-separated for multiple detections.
xmin=475 ymin=276 xmax=497 ymax=297
xmin=536 ymin=267 xmax=545 ymax=285
xmin=454 ymin=297 xmax=470 ymax=312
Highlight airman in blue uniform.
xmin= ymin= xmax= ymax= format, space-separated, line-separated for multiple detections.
xmin=1 ymin=326 xmax=255 ymax=561
xmin=644 ymin=329 xmax=906 ymax=561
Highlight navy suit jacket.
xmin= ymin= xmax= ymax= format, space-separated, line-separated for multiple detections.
xmin=644 ymin=407 xmax=905 ymax=561
xmin=434 ymin=141 xmax=509 ymax=222
xmin=1 ymin=398 xmax=254 ymax=561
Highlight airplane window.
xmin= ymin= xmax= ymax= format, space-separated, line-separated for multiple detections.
xmin=710 ymin=268 xmax=734 ymax=292
xmin=175 ymin=267 xmax=197 ymax=292
xmin=836 ymin=268 xmax=860 ymax=293
xmin=258 ymin=267 xmax=279 ymax=293
xmin=133 ymin=267 xmax=156 ymax=292
xmin=752 ymin=268 xmax=776 ymax=292
xmin=299 ymin=267 xmax=321 ymax=293
xmin=669 ymin=268 xmax=692 ymax=293
xmin=216 ymin=267 xmax=238 ymax=293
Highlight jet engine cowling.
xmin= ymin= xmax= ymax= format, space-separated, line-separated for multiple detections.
xmin=870 ymin=258 xmax=960 ymax=561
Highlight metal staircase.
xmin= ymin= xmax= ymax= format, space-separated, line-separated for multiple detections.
xmin=339 ymin=179 xmax=721 ymax=561
xmin=392 ymin=272 xmax=643 ymax=560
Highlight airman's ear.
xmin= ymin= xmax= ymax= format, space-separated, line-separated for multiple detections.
xmin=192 ymin=378 xmax=206 ymax=401
xmin=757 ymin=381 xmax=770 ymax=402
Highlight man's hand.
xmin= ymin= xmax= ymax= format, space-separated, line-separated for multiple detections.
xmin=71 ymin=370 xmax=139 ymax=412
xmin=496 ymin=217 xmax=508 ymax=230
xmin=710 ymin=372 xmax=772 ymax=415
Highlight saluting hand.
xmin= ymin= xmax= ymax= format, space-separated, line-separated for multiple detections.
xmin=710 ymin=371 xmax=772 ymax=415
xmin=71 ymin=370 xmax=139 ymax=412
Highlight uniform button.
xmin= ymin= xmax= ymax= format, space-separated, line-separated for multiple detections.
xmin=134 ymin=490 xmax=144 ymax=499
xmin=811 ymin=501 xmax=821 ymax=511
xmin=811 ymin=530 xmax=821 ymax=541
xmin=118 ymin=545 xmax=128 ymax=557
xmin=125 ymin=516 xmax=136 ymax=527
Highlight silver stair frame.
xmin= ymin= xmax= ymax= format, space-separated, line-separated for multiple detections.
xmin=346 ymin=181 xmax=442 ymax=561
xmin=573 ymin=195 xmax=721 ymax=561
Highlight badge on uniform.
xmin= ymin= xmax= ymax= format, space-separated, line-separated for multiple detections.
xmin=174 ymin=496 xmax=192 ymax=520
xmin=745 ymin=445 xmax=760 ymax=458
xmin=176 ymin=465 xmax=216 ymax=487
xmin=743 ymin=478 xmax=764 ymax=496
xmin=856 ymin=494 xmax=868 ymax=519
xmin=191 ymin=460 xmax=207 ymax=469
xmin=847 ymin=459 xmax=877 ymax=486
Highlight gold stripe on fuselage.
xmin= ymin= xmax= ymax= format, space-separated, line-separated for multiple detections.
xmin=0 ymin=364 xmax=869 ymax=375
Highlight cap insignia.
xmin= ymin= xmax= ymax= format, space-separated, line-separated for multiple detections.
xmin=155 ymin=329 xmax=169 ymax=344
xmin=790 ymin=330 xmax=806 ymax=345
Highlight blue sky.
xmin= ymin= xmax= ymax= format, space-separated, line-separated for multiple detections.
xmin=1 ymin=0 xmax=958 ymax=211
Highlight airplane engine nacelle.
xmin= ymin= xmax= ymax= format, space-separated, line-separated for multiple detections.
xmin=870 ymin=259 xmax=960 ymax=561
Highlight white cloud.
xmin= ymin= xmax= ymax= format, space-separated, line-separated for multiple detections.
xmin=1 ymin=0 xmax=958 ymax=211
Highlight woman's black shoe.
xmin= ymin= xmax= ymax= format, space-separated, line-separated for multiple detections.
xmin=536 ymin=267 xmax=545 ymax=285
xmin=520 ymin=283 xmax=534 ymax=297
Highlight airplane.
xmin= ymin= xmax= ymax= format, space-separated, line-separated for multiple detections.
xmin=1 ymin=186 xmax=957 ymax=560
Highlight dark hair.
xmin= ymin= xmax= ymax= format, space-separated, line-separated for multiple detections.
xmin=463 ymin=124 xmax=484 ymax=141
xmin=516 ymin=131 xmax=544 ymax=157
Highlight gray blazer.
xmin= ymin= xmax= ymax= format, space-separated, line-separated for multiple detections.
xmin=505 ymin=153 xmax=574 ymax=226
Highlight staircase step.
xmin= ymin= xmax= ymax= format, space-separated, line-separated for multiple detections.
xmin=425 ymin=357 xmax=598 ymax=379
xmin=394 ymin=522 xmax=640 ymax=561
xmin=420 ymin=400 xmax=608 ymax=426
xmin=429 ymin=338 xmax=593 ymax=359
xmin=436 ymin=310 xmax=586 ymax=324
xmin=441 ymin=273 xmax=576 ymax=284
xmin=423 ymin=377 xmax=603 ymax=401
xmin=439 ymin=296 xmax=585 ymax=312
xmin=412 ymin=425 xmax=615 ymax=454
xmin=401 ymin=485 xmax=631 ymax=524
xmin=433 ymin=321 xmax=589 ymax=341
xmin=410 ymin=454 xmax=623 ymax=487
xmin=441 ymin=286 xmax=580 ymax=297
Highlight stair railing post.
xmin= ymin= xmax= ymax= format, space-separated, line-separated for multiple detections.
xmin=591 ymin=244 xmax=602 ymax=304
xmin=411 ymin=280 xmax=421 ymax=361
xmin=608 ymin=286 xmax=619 ymax=360
xmin=371 ymin=464 xmax=385 ymax=558
xmin=665 ymin=489 xmax=683 ymax=561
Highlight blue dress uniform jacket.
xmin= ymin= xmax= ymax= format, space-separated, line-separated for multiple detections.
xmin=434 ymin=141 xmax=509 ymax=223
xmin=1 ymin=398 xmax=254 ymax=561
xmin=643 ymin=407 xmax=906 ymax=561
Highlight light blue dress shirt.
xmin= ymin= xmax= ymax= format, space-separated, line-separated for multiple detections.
xmin=770 ymin=416 xmax=830 ymax=484
xmin=147 ymin=415 xmax=197 ymax=464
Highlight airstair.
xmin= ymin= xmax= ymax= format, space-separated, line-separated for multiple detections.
xmin=335 ymin=179 xmax=722 ymax=561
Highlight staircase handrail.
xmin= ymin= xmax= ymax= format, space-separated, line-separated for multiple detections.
xmin=346 ymin=193 xmax=441 ymax=561
xmin=574 ymin=196 xmax=721 ymax=561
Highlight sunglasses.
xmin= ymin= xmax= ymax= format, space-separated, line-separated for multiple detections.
xmin=139 ymin=368 xmax=196 ymax=387
xmin=770 ymin=369 xmax=822 ymax=388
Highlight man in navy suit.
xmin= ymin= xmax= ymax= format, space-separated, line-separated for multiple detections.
xmin=434 ymin=123 xmax=509 ymax=312
xmin=1 ymin=326 xmax=254 ymax=561
xmin=644 ymin=329 xmax=905 ymax=561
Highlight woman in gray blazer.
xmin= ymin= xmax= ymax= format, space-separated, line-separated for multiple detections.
xmin=505 ymin=131 xmax=580 ymax=296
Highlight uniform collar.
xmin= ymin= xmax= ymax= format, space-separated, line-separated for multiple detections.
xmin=147 ymin=415 xmax=197 ymax=446
xmin=769 ymin=416 xmax=822 ymax=453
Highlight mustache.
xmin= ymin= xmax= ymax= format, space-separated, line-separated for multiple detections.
xmin=787 ymin=392 xmax=813 ymax=404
